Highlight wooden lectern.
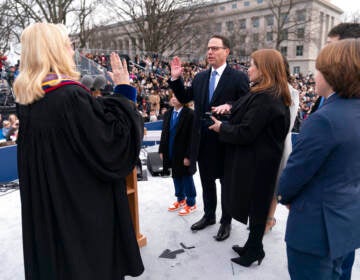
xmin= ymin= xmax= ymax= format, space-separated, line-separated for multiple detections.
xmin=126 ymin=169 xmax=147 ymax=247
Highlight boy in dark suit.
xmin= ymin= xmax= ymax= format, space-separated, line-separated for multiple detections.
xmin=159 ymin=93 xmax=196 ymax=216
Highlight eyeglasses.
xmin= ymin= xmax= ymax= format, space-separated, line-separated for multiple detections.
xmin=207 ymin=46 xmax=227 ymax=52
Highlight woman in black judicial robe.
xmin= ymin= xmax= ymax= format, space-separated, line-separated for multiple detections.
xmin=13 ymin=23 xmax=144 ymax=280
xmin=209 ymin=49 xmax=291 ymax=267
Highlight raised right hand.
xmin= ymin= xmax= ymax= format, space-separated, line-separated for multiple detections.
xmin=108 ymin=52 xmax=129 ymax=85
xmin=170 ymin=56 xmax=184 ymax=80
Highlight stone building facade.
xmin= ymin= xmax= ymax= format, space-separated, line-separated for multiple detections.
xmin=81 ymin=0 xmax=343 ymax=75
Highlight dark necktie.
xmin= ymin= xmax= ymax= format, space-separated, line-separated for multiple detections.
xmin=172 ymin=110 xmax=178 ymax=121
xmin=171 ymin=110 xmax=178 ymax=129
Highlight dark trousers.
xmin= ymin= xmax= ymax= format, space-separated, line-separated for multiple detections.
xmin=340 ymin=251 xmax=355 ymax=280
xmin=198 ymin=160 xmax=231 ymax=224
xmin=287 ymin=246 xmax=344 ymax=280
xmin=197 ymin=127 xmax=231 ymax=224
xmin=173 ymin=175 xmax=196 ymax=206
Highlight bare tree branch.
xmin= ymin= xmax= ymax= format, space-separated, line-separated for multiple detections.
xmin=268 ymin=0 xmax=313 ymax=50
xmin=104 ymin=0 xmax=205 ymax=55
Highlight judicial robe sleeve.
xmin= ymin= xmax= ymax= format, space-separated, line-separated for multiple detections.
xmin=62 ymin=86 xmax=143 ymax=181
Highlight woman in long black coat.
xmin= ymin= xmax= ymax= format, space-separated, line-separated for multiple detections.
xmin=209 ymin=49 xmax=291 ymax=267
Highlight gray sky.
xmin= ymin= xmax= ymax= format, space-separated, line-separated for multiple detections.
xmin=331 ymin=0 xmax=360 ymax=14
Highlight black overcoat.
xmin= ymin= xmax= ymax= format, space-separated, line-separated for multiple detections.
xmin=168 ymin=65 xmax=249 ymax=175
xmin=219 ymin=91 xmax=290 ymax=225
xmin=17 ymin=84 xmax=144 ymax=280
xmin=158 ymin=107 xmax=194 ymax=177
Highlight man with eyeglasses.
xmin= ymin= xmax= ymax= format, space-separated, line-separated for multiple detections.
xmin=168 ymin=35 xmax=249 ymax=241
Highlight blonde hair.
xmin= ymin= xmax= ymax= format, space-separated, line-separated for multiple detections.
xmin=14 ymin=22 xmax=80 ymax=105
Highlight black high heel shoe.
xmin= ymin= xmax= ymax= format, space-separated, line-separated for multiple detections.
xmin=231 ymin=249 xmax=265 ymax=267
xmin=232 ymin=245 xmax=247 ymax=256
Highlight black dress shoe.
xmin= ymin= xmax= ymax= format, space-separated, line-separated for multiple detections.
xmin=214 ymin=224 xmax=231 ymax=241
xmin=191 ymin=216 xmax=216 ymax=231
xmin=232 ymin=245 xmax=247 ymax=256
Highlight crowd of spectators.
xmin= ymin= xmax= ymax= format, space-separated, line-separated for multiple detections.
xmin=81 ymin=52 xmax=319 ymax=129
xmin=0 ymin=51 xmax=321 ymax=143
xmin=0 ymin=113 xmax=19 ymax=142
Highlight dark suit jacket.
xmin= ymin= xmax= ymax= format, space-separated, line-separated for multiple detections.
xmin=278 ymin=94 xmax=360 ymax=259
xmin=168 ymin=65 xmax=249 ymax=174
xmin=219 ymin=91 xmax=290 ymax=224
xmin=159 ymin=107 xmax=194 ymax=177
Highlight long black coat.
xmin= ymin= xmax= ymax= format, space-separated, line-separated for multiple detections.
xmin=159 ymin=107 xmax=194 ymax=177
xmin=168 ymin=65 xmax=249 ymax=175
xmin=219 ymin=91 xmax=290 ymax=225
xmin=17 ymin=84 xmax=144 ymax=280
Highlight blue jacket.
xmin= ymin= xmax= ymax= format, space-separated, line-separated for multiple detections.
xmin=277 ymin=93 xmax=360 ymax=259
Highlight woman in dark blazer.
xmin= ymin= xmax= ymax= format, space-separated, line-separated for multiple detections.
xmin=210 ymin=49 xmax=291 ymax=267
xmin=277 ymin=39 xmax=360 ymax=280
xmin=159 ymin=92 xmax=196 ymax=216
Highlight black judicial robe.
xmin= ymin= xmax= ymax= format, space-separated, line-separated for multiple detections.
xmin=17 ymin=84 xmax=144 ymax=280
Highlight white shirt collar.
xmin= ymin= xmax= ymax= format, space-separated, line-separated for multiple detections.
xmin=174 ymin=106 xmax=183 ymax=114
xmin=211 ymin=63 xmax=227 ymax=76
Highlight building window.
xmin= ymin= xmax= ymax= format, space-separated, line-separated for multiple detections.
xmin=209 ymin=8 xmax=214 ymax=13
xmin=239 ymin=19 xmax=246 ymax=29
xmin=226 ymin=21 xmax=234 ymax=32
xmin=257 ymin=0 xmax=264 ymax=4
xmin=244 ymin=1 xmax=250 ymax=7
xmin=297 ymin=28 xmax=305 ymax=39
xmin=281 ymin=13 xmax=289 ymax=24
xmin=293 ymin=66 xmax=300 ymax=74
xmin=297 ymin=10 xmax=306 ymax=21
xmin=220 ymin=6 xmax=225 ymax=11
xmin=252 ymin=17 xmax=260 ymax=28
xmin=296 ymin=45 xmax=304 ymax=56
xmin=266 ymin=15 xmax=274 ymax=26
xmin=266 ymin=32 xmax=273 ymax=41
xmin=240 ymin=35 xmax=247 ymax=43
xmin=280 ymin=46 xmax=287 ymax=56
xmin=253 ymin=33 xmax=259 ymax=42
xmin=280 ymin=29 xmax=288 ymax=40
xmin=232 ymin=3 xmax=237 ymax=9
xmin=215 ymin=22 xmax=222 ymax=33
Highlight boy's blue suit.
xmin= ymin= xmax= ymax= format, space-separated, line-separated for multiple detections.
xmin=278 ymin=94 xmax=360 ymax=275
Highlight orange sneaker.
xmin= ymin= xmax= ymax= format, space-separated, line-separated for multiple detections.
xmin=178 ymin=204 xmax=197 ymax=216
xmin=168 ymin=200 xmax=186 ymax=212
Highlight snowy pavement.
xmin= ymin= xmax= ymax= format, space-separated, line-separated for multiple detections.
xmin=1 ymin=172 xmax=359 ymax=280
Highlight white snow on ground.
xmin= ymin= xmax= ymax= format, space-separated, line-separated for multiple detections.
xmin=1 ymin=171 xmax=359 ymax=280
